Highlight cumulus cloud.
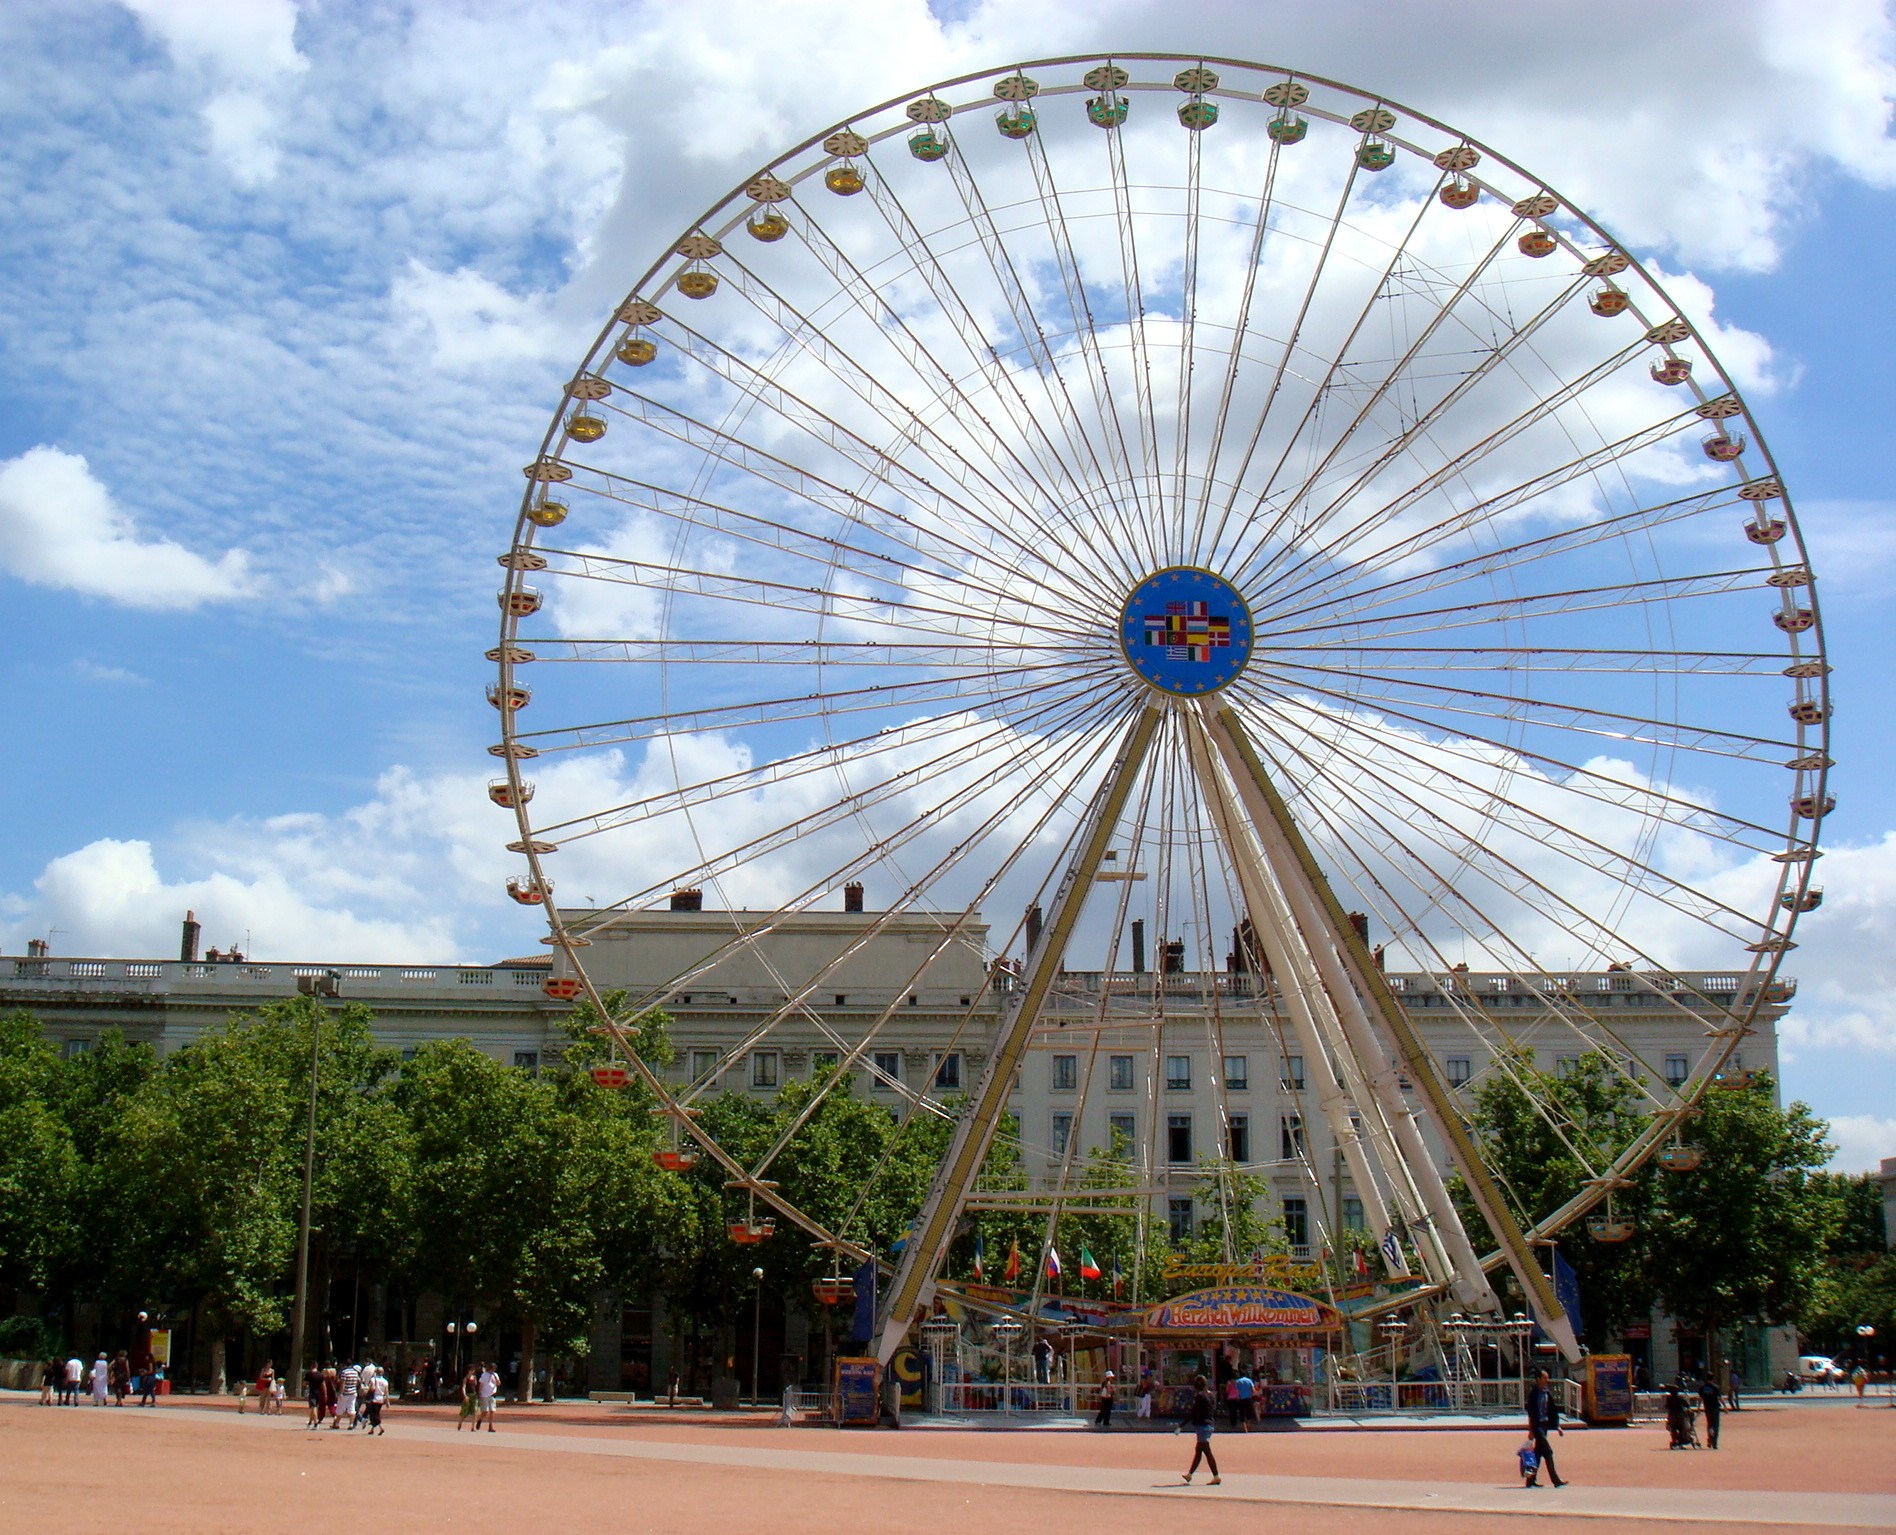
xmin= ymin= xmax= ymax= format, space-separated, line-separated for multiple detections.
xmin=1776 ymin=833 xmax=1896 ymax=1058
xmin=1825 ymin=1113 xmax=1896 ymax=1175
xmin=120 ymin=0 xmax=307 ymax=185
xmin=0 ymin=446 xmax=255 ymax=609
xmin=390 ymin=261 xmax=565 ymax=371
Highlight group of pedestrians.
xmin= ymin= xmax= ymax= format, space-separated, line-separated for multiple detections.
xmin=1664 ymin=1376 xmax=1728 ymax=1449
xmin=38 ymin=1353 xmax=135 ymax=1407
xmin=302 ymin=1358 xmax=393 ymax=1434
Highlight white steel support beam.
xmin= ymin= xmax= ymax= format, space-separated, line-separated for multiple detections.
xmin=871 ymin=703 xmax=1163 ymax=1364
xmin=1206 ymin=704 xmax=1579 ymax=1361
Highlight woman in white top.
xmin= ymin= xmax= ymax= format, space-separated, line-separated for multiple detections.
xmin=89 ymin=1356 xmax=110 ymax=1405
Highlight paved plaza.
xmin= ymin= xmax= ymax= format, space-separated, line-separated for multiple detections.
xmin=3 ymin=1391 xmax=1891 ymax=1533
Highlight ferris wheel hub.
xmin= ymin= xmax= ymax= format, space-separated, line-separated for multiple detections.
xmin=1118 ymin=567 xmax=1254 ymax=696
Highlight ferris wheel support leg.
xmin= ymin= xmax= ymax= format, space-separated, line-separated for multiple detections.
xmin=1179 ymin=713 xmax=1402 ymax=1248
xmin=1205 ymin=705 xmax=1580 ymax=1363
xmin=870 ymin=703 xmax=1163 ymax=1368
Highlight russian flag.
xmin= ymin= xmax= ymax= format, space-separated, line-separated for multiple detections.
xmin=1045 ymin=1245 xmax=1062 ymax=1280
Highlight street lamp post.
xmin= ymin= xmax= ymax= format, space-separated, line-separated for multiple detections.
xmin=992 ymin=1316 xmax=1023 ymax=1415
xmin=1379 ymin=1318 xmax=1409 ymax=1413
xmin=289 ymin=970 xmax=339 ymax=1379
xmin=751 ymin=1267 xmax=765 ymax=1409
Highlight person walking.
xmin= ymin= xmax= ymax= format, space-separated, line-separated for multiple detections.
xmin=457 ymin=1366 xmax=479 ymax=1431
xmin=62 ymin=1354 xmax=83 ymax=1406
xmin=1181 ymin=1374 xmax=1221 ymax=1485
xmin=254 ymin=1361 xmax=276 ymax=1417
xmin=336 ymin=1359 xmax=361 ymax=1430
xmin=136 ymin=1363 xmax=160 ymax=1407
xmin=109 ymin=1351 xmax=130 ymax=1406
xmin=89 ymin=1354 xmax=110 ymax=1406
xmin=305 ymin=1364 xmax=324 ymax=1428
xmin=40 ymin=1357 xmax=60 ymax=1406
xmin=364 ymin=1365 xmax=388 ymax=1435
xmin=476 ymin=1361 xmax=500 ymax=1432
xmin=1698 ymin=1375 xmax=1723 ymax=1449
xmin=1031 ymin=1336 xmax=1053 ymax=1385
xmin=1093 ymin=1371 xmax=1116 ymax=1430
xmin=1524 ymin=1369 xmax=1567 ymax=1487
xmin=1235 ymin=1369 xmax=1256 ymax=1431
xmin=1852 ymin=1362 xmax=1870 ymax=1399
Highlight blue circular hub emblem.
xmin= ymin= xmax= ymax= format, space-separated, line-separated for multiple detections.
xmin=1119 ymin=568 xmax=1253 ymax=696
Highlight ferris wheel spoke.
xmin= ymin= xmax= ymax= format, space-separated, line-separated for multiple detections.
xmin=1170 ymin=119 xmax=1206 ymax=556
xmin=518 ymin=637 xmax=1100 ymax=667
xmin=648 ymin=312 xmax=1091 ymax=597
xmin=1262 ymin=643 xmax=1785 ymax=676
xmin=1249 ymin=272 xmax=1629 ymax=583
xmin=1239 ymin=352 xmax=1694 ymax=601
xmin=1257 ymin=474 xmax=1758 ymax=636
xmin=1265 ymin=658 xmax=1800 ymax=764
xmin=514 ymin=659 xmax=1123 ymax=752
xmin=800 ymin=169 xmax=1150 ymax=589
xmin=1100 ymin=112 xmax=1168 ymax=527
xmin=931 ymin=126 xmax=1157 ymax=579
xmin=1245 ymin=215 xmax=1562 ymax=568
xmin=1202 ymin=151 xmax=1366 ymax=561
xmin=1231 ymin=673 xmax=1790 ymax=850
xmin=1187 ymin=134 xmax=1284 ymax=554
xmin=1242 ymin=694 xmax=1777 ymax=952
xmin=1262 ymin=566 xmax=1770 ymax=646
xmin=580 ymin=393 xmax=1099 ymax=620
xmin=533 ymin=540 xmax=1092 ymax=643
xmin=1021 ymin=126 xmax=1160 ymax=554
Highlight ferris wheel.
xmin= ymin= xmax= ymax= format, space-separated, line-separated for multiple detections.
xmin=489 ymin=53 xmax=1828 ymax=1363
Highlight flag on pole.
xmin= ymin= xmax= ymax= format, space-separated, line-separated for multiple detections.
xmin=1079 ymin=1247 xmax=1102 ymax=1281
xmin=973 ymin=1235 xmax=985 ymax=1282
xmin=1352 ymin=1247 xmax=1370 ymax=1280
xmin=1045 ymin=1245 xmax=1062 ymax=1280
xmin=1380 ymin=1227 xmax=1403 ymax=1273
xmin=1003 ymin=1238 xmax=1021 ymax=1284
xmin=1111 ymin=1253 xmax=1123 ymax=1298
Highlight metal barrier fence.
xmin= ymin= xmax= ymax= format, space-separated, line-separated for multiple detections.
xmin=779 ymin=1387 xmax=835 ymax=1424
xmin=938 ymin=1382 xmax=1079 ymax=1414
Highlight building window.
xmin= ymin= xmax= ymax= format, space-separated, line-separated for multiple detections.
xmin=1051 ymin=1053 xmax=1078 ymax=1091
xmin=1554 ymin=1055 xmax=1578 ymax=1079
xmin=1109 ymin=1054 xmax=1135 ymax=1091
xmin=1165 ymin=1054 xmax=1192 ymax=1091
xmin=1108 ymin=1112 xmax=1136 ymax=1149
xmin=751 ymin=1050 xmax=780 ymax=1089
xmin=813 ymin=1050 xmax=839 ymax=1074
xmin=1445 ymin=1055 xmax=1472 ymax=1087
xmin=1050 ymin=1113 xmax=1072 ymax=1157
xmin=400 ymin=1047 xmax=418 ymax=1063
xmin=1282 ymin=1196 xmax=1309 ymax=1251
xmin=872 ymin=1051 xmax=900 ymax=1089
xmin=1168 ymin=1196 xmax=1195 ymax=1242
xmin=1280 ymin=1114 xmax=1304 ymax=1161
xmin=934 ymin=1052 xmax=962 ymax=1091
xmin=61 ymin=1038 xmax=92 ymax=1058
xmin=1280 ymin=1054 xmax=1306 ymax=1091
xmin=1227 ymin=1114 xmax=1249 ymax=1163
xmin=1167 ymin=1114 xmax=1193 ymax=1164
xmin=690 ymin=1049 xmax=720 ymax=1085
xmin=1664 ymin=1053 xmax=1689 ymax=1088
xmin=1223 ymin=1054 xmax=1249 ymax=1092
xmin=834 ymin=994 xmax=848 ymax=1007
xmin=1341 ymin=1196 xmax=1365 ymax=1231
xmin=513 ymin=1050 xmax=539 ymax=1072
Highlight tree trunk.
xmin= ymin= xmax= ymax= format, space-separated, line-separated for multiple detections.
xmin=516 ymin=1318 xmax=537 ymax=1404
xmin=210 ymin=1334 xmax=227 ymax=1397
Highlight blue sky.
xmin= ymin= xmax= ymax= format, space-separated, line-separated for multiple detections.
xmin=1 ymin=0 xmax=1892 ymax=1168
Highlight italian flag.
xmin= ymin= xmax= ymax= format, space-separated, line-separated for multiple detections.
xmin=1079 ymin=1247 xmax=1102 ymax=1281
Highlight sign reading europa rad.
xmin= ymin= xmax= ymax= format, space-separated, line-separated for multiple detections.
xmin=1144 ymin=1286 xmax=1338 ymax=1333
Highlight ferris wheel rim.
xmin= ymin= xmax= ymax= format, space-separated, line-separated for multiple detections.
xmin=492 ymin=50 xmax=1830 ymax=1286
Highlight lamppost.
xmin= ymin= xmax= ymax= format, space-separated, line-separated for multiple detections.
xmin=751 ymin=1267 xmax=765 ymax=1408
xmin=992 ymin=1316 xmax=1023 ymax=1414
xmin=1379 ymin=1317 xmax=1409 ymax=1413
xmin=447 ymin=1319 xmax=478 ymax=1381
xmin=920 ymin=1314 xmax=959 ymax=1415
xmin=289 ymin=970 xmax=340 ymax=1378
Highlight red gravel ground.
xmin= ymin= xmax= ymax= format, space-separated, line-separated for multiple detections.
xmin=4 ymin=1392 xmax=1890 ymax=1535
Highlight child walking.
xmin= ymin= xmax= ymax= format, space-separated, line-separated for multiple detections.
xmin=1182 ymin=1374 xmax=1221 ymax=1485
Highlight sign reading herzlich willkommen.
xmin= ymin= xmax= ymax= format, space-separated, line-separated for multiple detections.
xmin=1143 ymin=1285 xmax=1341 ymax=1333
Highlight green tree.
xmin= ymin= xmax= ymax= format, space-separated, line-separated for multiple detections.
xmin=0 ymin=1011 xmax=82 ymax=1301
xmin=1644 ymin=1076 xmax=1834 ymax=1378
xmin=1457 ymin=1049 xmax=1657 ymax=1346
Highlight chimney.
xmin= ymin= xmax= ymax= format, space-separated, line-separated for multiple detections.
xmin=1162 ymin=938 xmax=1186 ymax=975
xmin=1024 ymin=903 xmax=1043 ymax=953
xmin=1347 ymin=910 xmax=1370 ymax=946
xmin=27 ymin=937 xmax=49 ymax=958
xmin=1130 ymin=918 xmax=1146 ymax=974
xmin=180 ymin=909 xmax=201 ymax=963
xmin=669 ymin=888 xmax=703 ymax=912
xmin=843 ymin=882 xmax=865 ymax=913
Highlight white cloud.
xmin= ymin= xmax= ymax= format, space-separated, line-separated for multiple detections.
xmin=1826 ymin=1113 xmax=1896 ymax=1175
xmin=390 ymin=261 xmax=564 ymax=371
xmin=1777 ymin=833 xmax=1896 ymax=1058
xmin=1795 ymin=500 xmax=1896 ymax=598
xmin=0 ymin=446 xmax=255 ymax=610
xmin=69 ymin=660 xmax=148 ymax=685
xmin=120 ymin=0 xmax=307 ymax=185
